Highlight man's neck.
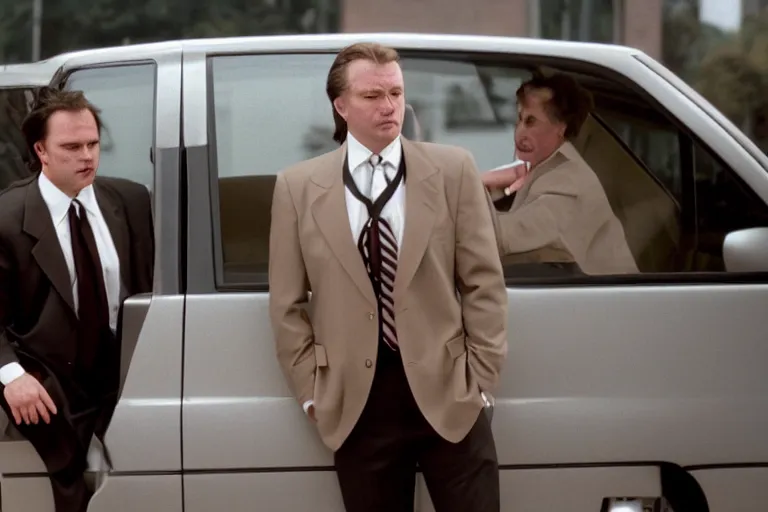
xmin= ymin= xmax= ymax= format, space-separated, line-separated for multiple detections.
xmin=40 ymin=169 xmax=82 ymax=199
xmin=348 ymin=131 xmax=398 ymax=155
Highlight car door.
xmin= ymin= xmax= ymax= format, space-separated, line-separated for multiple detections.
xmin=180 ymin=35 xmax=768 ymax=512
xmin=0 ymin=44 xmax=186 ymax=512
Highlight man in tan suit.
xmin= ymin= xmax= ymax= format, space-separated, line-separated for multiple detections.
xmin=269 ymin=43 xmax=508 ymax=512
xmin=483 ymin=73 xmax=638 ymax=275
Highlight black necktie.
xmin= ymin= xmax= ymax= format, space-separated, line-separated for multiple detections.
xmin=68 ymin=199 xmax=110 ymax=377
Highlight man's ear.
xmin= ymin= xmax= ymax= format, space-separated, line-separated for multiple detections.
xmin=557 ymin=121 xmax=566 ymax=140
xmin=34 ymin=141 xmax=47 ymax=166
xmin=333 ymin=96 xmax=347 ymax=121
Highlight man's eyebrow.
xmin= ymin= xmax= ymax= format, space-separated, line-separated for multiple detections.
xmin=58 ymin=138 xmax=100 ymax=145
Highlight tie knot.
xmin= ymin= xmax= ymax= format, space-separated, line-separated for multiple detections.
xmin=69 ymin=199 xmax=84 ymax=218
xmin=369 ymin=154 xmax=382 ymax=168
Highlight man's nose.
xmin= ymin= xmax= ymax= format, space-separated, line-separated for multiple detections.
xmin=81 ymin=147 xmax=95 ymax=161
xmin=381 ymin=95 xmax=396 ymax=114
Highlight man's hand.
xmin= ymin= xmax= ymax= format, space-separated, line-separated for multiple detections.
xmin=481 ymin=162 xmax=530 ymax=192
xmin=3 ymin=374 xmax=57 ymax=425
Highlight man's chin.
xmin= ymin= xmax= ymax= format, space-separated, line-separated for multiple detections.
xmin=515 ymin=150 xmax=533 ymax=160
xmin=76 ymin=170 xmax=96 ymax=185
xmin=379 ymin=124 xmax=399 ymax=136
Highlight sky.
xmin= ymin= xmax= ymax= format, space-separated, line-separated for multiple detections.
xmin=699 ymin=0 xmax=743 ymax=32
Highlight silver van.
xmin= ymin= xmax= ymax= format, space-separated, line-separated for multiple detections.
xmin=1 ymin=33 xmax=767 ymax=512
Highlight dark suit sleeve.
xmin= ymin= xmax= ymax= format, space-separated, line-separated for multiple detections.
xmin=124 ymin=184 xmax=155 ymax=294
xmin=104 ymin=178 xmax=155 ymax=295
xmin=0 ymin=236 xmax=19 ymax=368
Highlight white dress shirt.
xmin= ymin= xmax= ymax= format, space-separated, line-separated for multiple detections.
xmin=345 ymin=132 xmax=406 ymax=248
xmin=0 ymin=172 xmax=122 ymax=386
xmin=303 ymin=132 xmax=407 ymax=415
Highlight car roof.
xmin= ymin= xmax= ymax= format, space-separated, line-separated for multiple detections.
xmin=20 ymin=33 xmax=643 ymax=67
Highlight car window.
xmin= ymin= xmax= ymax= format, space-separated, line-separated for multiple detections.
xmin=693 ymin=141 xmax=768 ymax=271
xmin=63 ymin=64 xmax=157 ymax=192
xmin=208 ymin=52 xmax=768 ymax=288
xmin=598 ymin=109 xmax=683 ymax=203
xmin=0 ymin=87 xmax=36 ymax=190
xmin=209 ymin=53 xmax=531 ymax=286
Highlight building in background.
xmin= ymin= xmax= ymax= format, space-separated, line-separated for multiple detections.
xmin=341 ymin=0 xmax=663 ymax=59
xmin=744 ymin=0 xmax=768 ymax=16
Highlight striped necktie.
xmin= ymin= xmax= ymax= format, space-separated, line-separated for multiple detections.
xmin=361 ymin=154 xmax=399 ymax=350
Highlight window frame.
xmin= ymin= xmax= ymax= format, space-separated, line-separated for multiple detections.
xmin=200 ymin=49 xmax=768 ymax=294
xmin=55 ymin=58 xmax=183 ymax=297
xmin=59 ymin=60 xmax=159 ymax=190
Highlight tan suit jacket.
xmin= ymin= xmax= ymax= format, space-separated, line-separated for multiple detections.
xmin=269 ymin=138 xmax=508 ymax=451
xmin=487 ymin=142 xmax=638 ymax=275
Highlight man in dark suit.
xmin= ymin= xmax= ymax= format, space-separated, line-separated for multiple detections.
xmin=0 ymin=87 xmax=154 ymax=512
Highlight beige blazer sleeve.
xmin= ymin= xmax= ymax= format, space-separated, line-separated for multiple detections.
xmin=268 ymin=172 xmax=316 ymax=406
xmin=493 ymin=164 xmax=580 ymax=256
xmin=455 ymin=152 xmax=509 ymax=394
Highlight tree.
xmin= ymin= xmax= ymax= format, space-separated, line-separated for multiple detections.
xmin=0 ymin=1 xmax=33 ymax=63
xmin=693 ymin=9 xmax=768 ymax=150
xmin=0 ymin=0 xmax=339 ymax=65
xmin=662 ymin=0 xmax=728 ymax=83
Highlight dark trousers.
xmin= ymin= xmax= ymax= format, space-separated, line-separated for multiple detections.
xmin=334 ymin=347 xmax=500 ymax=512
xmin=0 ymin=336 xmax=119 ymax=512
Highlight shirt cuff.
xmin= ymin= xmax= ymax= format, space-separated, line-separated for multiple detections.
xmin=487 ymin=187 xmax=506 ymax=201
xmin=0 ymin=363 xmax=25 ymax=386
xmin=302 ymin=400 xmax=314 ymax=415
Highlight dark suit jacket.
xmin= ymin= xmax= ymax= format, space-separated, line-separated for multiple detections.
xmin=0 ymin=173 xmax=154 ymax=396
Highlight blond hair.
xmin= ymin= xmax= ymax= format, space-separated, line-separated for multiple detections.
xmin=326 ymin=42 xmax=400 ymax=144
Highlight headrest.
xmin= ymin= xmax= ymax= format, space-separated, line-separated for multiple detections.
xmin=402 ymin=104 xmax=422 ymax=141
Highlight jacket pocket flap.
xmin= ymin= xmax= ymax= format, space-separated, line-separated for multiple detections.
xmin=446 ymin=334 xmax=467 ymax=359
xmin=314 ymin=344 xmax=328 ymax=367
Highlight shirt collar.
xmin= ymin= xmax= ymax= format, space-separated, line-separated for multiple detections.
xmin=38 ymin=171 xmax=99 ymax=226
xmin=346 ymin=132 xmax=402 ymax=173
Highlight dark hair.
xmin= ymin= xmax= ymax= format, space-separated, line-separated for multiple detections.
xmin=516 ymin=73 xmax=594 ymax=139
xmin=21 ymin=87 xmax=103 ymax=172
xmin=326 ymin=42 xmax=400 ymax=145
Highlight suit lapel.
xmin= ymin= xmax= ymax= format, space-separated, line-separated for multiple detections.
xmin=310 ymin=145 xmax=378 ymax=307
xmin=23 ymin=180 xmax=76 ymax=314
xmin=94 ymin=182 xmax=131 ymax=294
xmin=393 ymin=138 xmax=439 ymax=307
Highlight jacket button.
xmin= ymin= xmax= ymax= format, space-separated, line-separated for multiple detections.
xmin=368 ymin=312 xmax=375 ymax=320
xmin=365 ymin=359 xmax=373 ymax=368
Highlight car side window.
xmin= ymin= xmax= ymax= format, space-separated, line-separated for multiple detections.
xmin=209 ymin=53 xmax=532 ymax=287
xmin=210 ymin=54 xmax=337 ymax=286
xmin=693 ymin=141 xmax=768 ymax=271
xmin=63 ymin=64 xmax=156 ymax=192
xmin=208 ymin=53 xmax=768 ymax=289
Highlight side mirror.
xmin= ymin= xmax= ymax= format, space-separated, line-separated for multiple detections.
xmin=723 ymin=227 xmax=768 ymax=272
